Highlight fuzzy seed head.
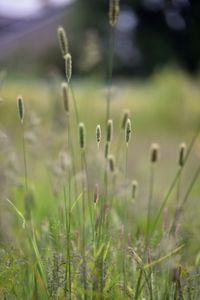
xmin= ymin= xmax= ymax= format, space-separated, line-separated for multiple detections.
xmin=108 ymin=154 xmax=115 ymax=173
xmin=94 ymin=183 xmax=99 ymax=204
xmin=107 ymin=119 xmax=113 ymax=143
xmin=79 ymin=122 xmax=86 ymax=150
xmin=65 ymin=53 xmax=72 ymax=82
xmin=61 ymin=82 xmax=69 ymax=113
xmin=125 ymin=118 xmax=131 ymax=144
xmin=57 ymin=26 xmax=68 ymax=57
xmin=131 ymin=180 xmax=138 ymax=200
xmin=150 ymin=143 xmax=160 ymax=163
xmin=17 ymin=95 xmax=24 ymax=123
xmin=96 ymin=124 xmax=101 ymax=146
xmin=178 ymin=143 xmax=186 ymax=167
xmin=104 ymin=142 xmax=110 ymax=159
xmin=109 ymin=0 xmax=120 ymax=26
xmin=121 ymin=109 xmax=130 ymax=129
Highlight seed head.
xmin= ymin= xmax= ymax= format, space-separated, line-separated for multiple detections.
xmin=96 ymin=124 xmax=101 ymax=146
xmin=178 ymin=143 xmax=186 ymax=167
xmin=79 ymin=122 xmax=86 ymax=150
xmin=104 ymin=142 xmax=110 ymax=159
xmin=17 ymin=95 xmax=24 ymax=123
xmin=125 ymin=118 xmax=131 ymax=144
xmin=94 ymin=183 xmax=99 ymax=204
xmin=57 ymin=26 xmax=68 ymax=57
xmin=121 ymin=109 xmax=130 ymax=129
xmin=107 ymin=119 xmax=113 ymax=143
xmin=61 ymin=82 xmax=69 ymax=113
xmin=65 ymin=53 xmax=72 ymax=82
xmin=150 ymin=143 xmax=160 ymax=163
xmin=108 ymin=154 xmax=115 ymax=173
xmin=109 ymin=0 xmax=120 ymax=27
xmin=131 ymin=180 xmax=138 ymax=200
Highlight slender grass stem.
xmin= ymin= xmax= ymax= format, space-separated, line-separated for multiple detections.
xmin=146 ymin=163 xmax=155 ymax=246
xmin=22 ymin=122 xmax=28 ymax=192
xmin=105 ymin=26 xmax=115 ymax=128
xmin=69 ymin=83 xmax=80 ymax=125
xmin=81 ymin=151 xmax=87 ymax=300
xmin=152 ymin=121 xmax=200 ymax=233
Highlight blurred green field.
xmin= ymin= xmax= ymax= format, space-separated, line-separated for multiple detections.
xmin=0 ymin=68 xmax=200 ymax=298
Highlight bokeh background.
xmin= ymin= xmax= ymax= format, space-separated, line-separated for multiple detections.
xmin=1 ymin=0 xmax=200 ymax=76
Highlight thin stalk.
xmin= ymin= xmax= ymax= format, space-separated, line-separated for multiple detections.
xmin=123 ymin=144 xmax=129 ymax=295
xmin=66 ymin=115 xmax=72 ymax=299
xmin=105 ymin=26 xmax=115 ymax=128
xmin=145 ymin=163 xmax=155 ymax=247
xmin=81 ymin=151 xmax=87 ymax=300
xmin=22 ymin=122 xmax=28 ymax=192
xmin=169 ymin=164 xmax=200 ymax=233
xmin=63 ymin=184 xmax=69 ymax=294
xmin=152 ymin=121 xmax=200 ymax=233
xmin=69 ymin=83 xmax=80 ymax=125
xmin=170 ymin=167 xmax=182 ymax=235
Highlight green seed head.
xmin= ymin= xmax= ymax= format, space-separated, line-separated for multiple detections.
xmin=125 ymin=118 xmax=131 ymax=144
xmin=107 ymin=119 xmax=113 ymax=143
xmin=65 ymin=53 xmax=72 ymax=82
xmin=121 ymin=109 xmax=130 ymax=129
xmin=179 ymin=142 xmax=186 ymax=167
xmin=108 ymin=154 xmax=115 ymax=173
xmin=150 ymin=143 xmax=160 ymax=163
xmin=96 ymin=124 xmax=101 ymax=146
xmin=79 ymin=122 xmax=86 ymax=150
xmin=104 ymin=142 xmax=110 ymax=159
xmin=17 ymin=95 xmax=24 ymax=123
xmin=61 ymin=82 xmax=69 ymax=113
xmin=131 ymin=180 xmax=138 ymax=200
xmin=57 ymin=26 xmax=68 ymax=57
xmin=109 ymin=0 xmax=120 ymax=27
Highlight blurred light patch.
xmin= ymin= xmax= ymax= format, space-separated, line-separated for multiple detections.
xmin=165 ymin=9 xmax=186 ymax=31
xmin=117 ymin=8 xmax=138 ymax=32
xmin=0 ymin=0 xmax=74 ymax=18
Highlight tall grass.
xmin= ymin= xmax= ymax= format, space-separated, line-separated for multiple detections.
xmin=1 ymin=1 xmax=200 ymax=299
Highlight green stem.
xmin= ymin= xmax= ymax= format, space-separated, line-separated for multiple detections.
xmin=69 ymin=83 xmax=80 ymax=125
xmin=105 ymin=26 xmax=115 ymax=128
xmin=152 ymin=121 xmax=200 ymax=233
xmin=22 ymin=122 xmax=28 ymax=192
xmin=146 ymin=163 xmax=155 ymax=247
xmin=81 ymin=151 xmax=87 ymax=300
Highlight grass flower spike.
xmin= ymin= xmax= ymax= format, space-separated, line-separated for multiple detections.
xmin=96 ymin=124 xmax=101 ymax=146
xmin=151 ymin=143 xmax=160 ymax=163
xmin=61 ymin=82 xmax=70 ymax=113
xmin=57 ymin=26 xmax=68 ymax=57
xmin=65 ymin=53 xmax=72 ymax=82
xmin=125 ymin=118 xmax=131 ymax=145
xmin=79 ymin=122 xmax=86 ymax=150
xmin=17 ymin=95 xmax=24 ymax=123
xmin=109 ymin=0 xmax=120 ymax=26
xmin=179 ymin=143 xmax=186 ymax=167
xmin=107 ymin=119 xmax=113 ymax=143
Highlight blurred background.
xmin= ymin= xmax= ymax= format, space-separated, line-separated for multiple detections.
xmin=0 ymin=0 xmax=200 ymax=77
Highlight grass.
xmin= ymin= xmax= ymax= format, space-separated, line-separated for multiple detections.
xmin=0 ymin=5 xmax=200 ymax=299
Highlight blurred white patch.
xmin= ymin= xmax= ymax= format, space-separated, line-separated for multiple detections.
xmin=117 ymin=9 xmax=138 ymax=32
xmin=0 ymin=0 xmax=74 ymax=18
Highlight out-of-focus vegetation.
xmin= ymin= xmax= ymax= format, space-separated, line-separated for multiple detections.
xmin=0 ymin=66 xmax=200 ymax=298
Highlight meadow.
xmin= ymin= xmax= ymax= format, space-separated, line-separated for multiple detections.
xmin=0 ymin=2 xmax=200 ymax=299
